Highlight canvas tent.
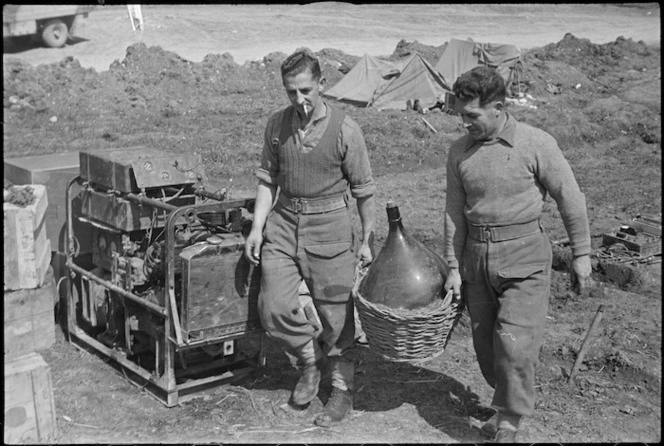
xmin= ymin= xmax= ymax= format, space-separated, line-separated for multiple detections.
xmin=322 ymin=53 xmax=401 ymax=107
xmin=434 ymin=38 xmax=521 ymax=89
xmin=323 ymin=53 xmax=449 ymax=111
xmin=370 ymin=53 xmax=449 ymax=111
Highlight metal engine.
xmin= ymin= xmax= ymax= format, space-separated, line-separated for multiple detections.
xmin=64 ymin=147 xmax=263 ymax=406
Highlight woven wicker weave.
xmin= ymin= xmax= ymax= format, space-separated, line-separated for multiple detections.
xmin=352 ymin=265 xmax=462 ymax=363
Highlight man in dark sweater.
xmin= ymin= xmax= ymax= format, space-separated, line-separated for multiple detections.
xmin=443 ymin=66 xmax=591 ymax=442
xmin=244 ymin=49 xmax=376 ymax=427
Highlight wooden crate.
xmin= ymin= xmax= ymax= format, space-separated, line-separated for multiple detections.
xmin=630 ymin=215 xmax=662 ymax=237
xmin=4 ymin=185 xmax=51 ymax=291
xmin=4 ymin=151 xmax=81 ymax=252
xmin=4 ymin=266 xmax=56 ymax=360
xmin=4 ymin=353 xmax=57 ymax=444
xmin=601 ymin=234 xmax=661 ymax=257
xmin=602 ymin=215 xmax=662 ymax=257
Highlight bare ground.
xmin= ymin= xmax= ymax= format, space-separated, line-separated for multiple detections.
xmin=3 ymin=3 xmax=661 ymax=444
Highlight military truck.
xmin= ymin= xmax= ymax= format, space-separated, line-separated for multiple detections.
xmin=3 ymin=5 xmax=96 ymax=48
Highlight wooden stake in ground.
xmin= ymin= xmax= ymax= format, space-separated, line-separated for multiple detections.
xmin=569 ymin=299 xmax=606 ymax=383
xmin=422 ymin=118 xmax=437 ymax=134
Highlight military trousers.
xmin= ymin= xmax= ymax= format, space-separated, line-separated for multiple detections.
xmin=258 ymin=201 xmax=356 ymax=360
xmin=460 ymin=222 xmax=552 ymax=417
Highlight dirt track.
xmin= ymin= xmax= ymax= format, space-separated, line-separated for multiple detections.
xmin=3 ymin=3 xmax=661 ymax=72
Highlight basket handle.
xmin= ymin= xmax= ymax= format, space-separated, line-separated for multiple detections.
xmin=353 ymin=262 xmax=369 ymax=295
xmin=441 ymin=289 xmax=454 ymax=308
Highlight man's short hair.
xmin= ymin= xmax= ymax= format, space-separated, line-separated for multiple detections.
xmin=281 ymin=49 xmax=321 ymax=81
xmin=452 ymin=66 xmax=506 ymax=106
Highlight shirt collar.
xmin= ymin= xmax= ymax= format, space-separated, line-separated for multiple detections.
xmin=496 ymin=111 xmax=516 ymax=147
xmin=463 ymin=111 xmax=516 ymax=150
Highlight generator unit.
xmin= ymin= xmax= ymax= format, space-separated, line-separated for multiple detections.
xmin=63 ymin=147 xmax=263 ymax=406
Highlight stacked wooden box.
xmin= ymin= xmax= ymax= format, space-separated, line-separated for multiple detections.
xmin=4 ymin=184 xmax=58 ymax=444
xmin=4 ymin=353 xmax=57 ymax=444
xmin=4 ymin=185 xmax=51 ymax=291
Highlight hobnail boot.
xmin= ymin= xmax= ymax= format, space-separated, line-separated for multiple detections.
xmin=495 ymin=427 xmax=518 ymax=443
xmin=480 ymin=413 xmax=498 ymax=438
xmin=291 ymin=363 xmax=321 ymax=405
xmin=314 ymin=387 xmax=353 ymax=427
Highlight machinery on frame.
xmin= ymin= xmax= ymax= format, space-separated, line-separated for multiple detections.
xmin=63 ymin=147 xmax=263 ymax=406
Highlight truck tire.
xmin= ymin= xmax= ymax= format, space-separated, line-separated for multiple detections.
xmin=41 ymin=18 xmax=69 ymax=48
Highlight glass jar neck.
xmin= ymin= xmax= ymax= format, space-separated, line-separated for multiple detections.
xmin=386 ymin=203 xmax=403 ymax=230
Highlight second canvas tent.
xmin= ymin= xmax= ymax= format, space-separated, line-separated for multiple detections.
xmin=323 ymin=53 xmax=449 ymax=111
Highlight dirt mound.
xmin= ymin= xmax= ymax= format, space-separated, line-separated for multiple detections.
xmin=517 ymin=59 xmax=596 ymax=97
xmin=316 ymin=48 xmax=361 ymax=74
xmin=389 ymin=39 xmax=446 ymax=65
xmin=527 ymin=33 xmax=655 ymax=77
xmin=507 ymin=34 xmax=661 ymax=149
xmin=521 ymin=33 xmax=660 ymax=97
xmin=3 ymin=55 xmax=100 ymax=111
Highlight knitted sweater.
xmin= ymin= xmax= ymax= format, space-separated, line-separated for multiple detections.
xmin=444 ymin=112 xmax=591 ymax=269
xmin=256 ymin=100 xmax=375 ymax=199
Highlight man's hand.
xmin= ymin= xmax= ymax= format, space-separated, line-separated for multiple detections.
xmin=444 ymin=267 xmax=462 ymax=301
xmin=244 ymin=228 xmax=263 ymax=266
xmin=357 ymin=241 xmax=373 ymax=268
xmin=570 ymin=254 xmax=592 ymax=294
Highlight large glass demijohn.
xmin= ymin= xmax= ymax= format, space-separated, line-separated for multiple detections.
xmin=359 ymin=201 xmax=448 ymax=310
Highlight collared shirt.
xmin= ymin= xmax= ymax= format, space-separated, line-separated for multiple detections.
xmin=444 ymin=112 xmax=591 ymax=268
xmin=256 ymin=99 xmax=376 ymax=199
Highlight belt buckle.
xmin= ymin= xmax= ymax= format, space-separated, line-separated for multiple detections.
xmin=484 ymin=227 xmax=491 ymax=242
xmin=294 ymin=199 xmax=303 ymax=213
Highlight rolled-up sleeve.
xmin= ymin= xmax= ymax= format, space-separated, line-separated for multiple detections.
xmin=255 ymin=112 xmax=281 ymax=185
xmin=339 ymin=117 xmax=376 ymax=198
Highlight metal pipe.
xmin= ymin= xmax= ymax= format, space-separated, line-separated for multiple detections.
xmin=67 ymin=262 xmax=167 ymax=317
xmin=193 ymin=185 xmax=228 ymax=201
xmin=65 ymin=176 xmax=83 ymax=258
xmin=125 ymin=192 xmax=178 ymax=212
xmin=168 ymin=287 xmax=184 ymax=345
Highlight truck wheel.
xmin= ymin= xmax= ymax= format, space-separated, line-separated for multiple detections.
xmin=42 ymin=19 xmax=69 ymax=48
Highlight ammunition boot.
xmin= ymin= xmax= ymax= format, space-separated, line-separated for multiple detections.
xmin=314 ymin=387 xmax=353 ymax=427
xmin=480 ymin=413 xmax=498 ymax=438
xmin=290 ymin=339 xmax=322 ymax=406
xmin=495 ymin=427 xmax=518 ymax=443
xmin=494 ymin=412 xmax=520 ymax=443
xmin=291 ymin=363 xmax=321 ymax=406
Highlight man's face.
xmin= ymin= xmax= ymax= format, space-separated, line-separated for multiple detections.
xmin=455 ymin=96 xmax=503 ymax=141
xmin=283 ymin=69 xmax=325 ymax=118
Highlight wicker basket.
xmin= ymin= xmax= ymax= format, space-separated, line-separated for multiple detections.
xmin=352 ymin=265 xmax=462 ymax=363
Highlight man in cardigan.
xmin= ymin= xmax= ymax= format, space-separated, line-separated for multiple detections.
xmin=244 ymin=49 xmax=376 ymax=427
xmin=443 ymin=66 xmax=591 ymax=442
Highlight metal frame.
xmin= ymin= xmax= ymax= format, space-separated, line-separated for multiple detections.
xmin=63 ymin=176 xmax=266 ymax=407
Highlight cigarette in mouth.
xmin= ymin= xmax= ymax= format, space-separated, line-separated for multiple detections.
xmin=303 ymin=105 xmax=309 ymax=117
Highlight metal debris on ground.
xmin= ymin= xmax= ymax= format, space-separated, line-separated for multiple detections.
xmin=596 ymin=214 xmax=662 ymax=265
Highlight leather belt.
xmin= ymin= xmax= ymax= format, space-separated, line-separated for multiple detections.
xmin=468 ymin=219 xmax=541 ymax=242
xmin=277 ymin=192 xmax=347 ymax=215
